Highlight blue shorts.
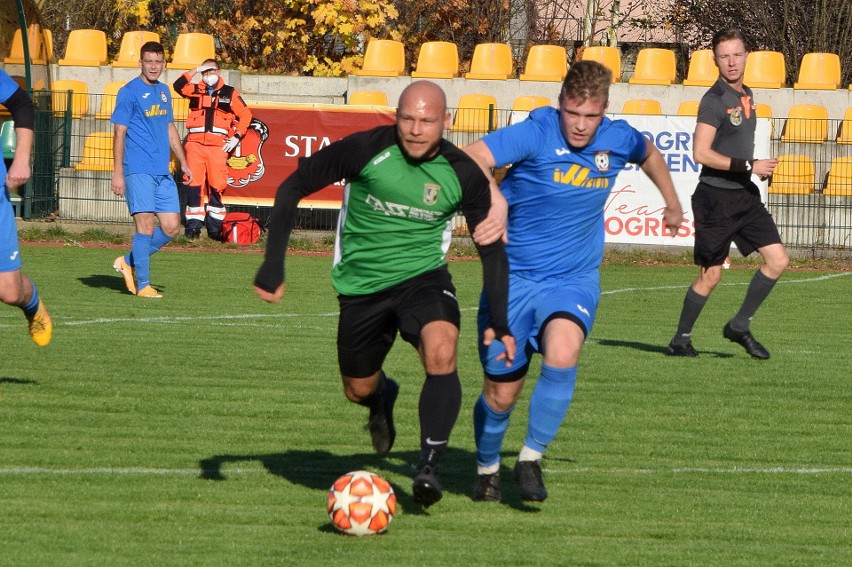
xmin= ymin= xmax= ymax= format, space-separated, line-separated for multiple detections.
xmin=478 ymin=271 xmax=600 ymax=380
xmin=125 ymin=173 xmax=179 ymax=215
xmin=0 ymin=187 xmax=22 ymax=272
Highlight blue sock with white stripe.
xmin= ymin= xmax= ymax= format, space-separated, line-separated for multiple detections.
xmin=524 ymin=364 xmax=577 ymax=452
xmin=473 ymin=393 xmax=513 ymax=468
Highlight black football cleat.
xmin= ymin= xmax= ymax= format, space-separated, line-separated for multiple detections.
xmin=472 ymin=472 xmax=502 ymax=502
xmin=365 ymin=377 xmax=399 ymax=455
xmin=723 ymin=323 xmax=770 ymax=359
xmin=667 ymin=340 xmax=699 ymax=357
xmin=412 ymin=449 xmax=443 ymax=507
xmin=514 ymin=460 xmax=548 ymax=502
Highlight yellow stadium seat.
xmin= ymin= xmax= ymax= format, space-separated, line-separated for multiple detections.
xmin=509 ymin=95 xmax=551 ymax=124
xmin=347 ymin=90 xmax=389 ymax=106
xmin=168 ymin=33 xmax=216 ymax=70
xmin=628 ymin=48 xmax=677 ymax=85
xmin=58 ymin=29 xmax=107 ymax=66
xmin=519 ymin=45 xmax=567 ymax=82
xmin=682 ymin=50 xmax=718 ymax=87
xmin=677 ymin=100 xmax=700 ymax=116
xmin=835 ymin=107 xmax=852 ymax=144
xmin=451 ymin=94 xmax=498 ymax=132
xmin=793 ymin=52 xmax=841 ymax=90
xmin=755 ymin=103 xmax=773 ymax=118
xmin=769 ymin=155 xmax=815 ymax=194
xmin=4 ymin=25 xmax=46 ymax=64
xmin=353 ymin=39 xmax=406 ymax=77
xmin=94 ymin=81 xmax=126 ymax=120
xmin=113 ymin=31 xmax=161 ymax=67
xmin=824 ymin=157 xmax=852 ymax=196
xmin=411 ymin=41 xmax=459 ymax=79
xmin=780 ymin=104 xmax=828 ymax=143
xmin=75 ymin=132 xmax=114 ymax=171
xmin=464 ymin=43 xmax=513 ymax=80
xmin=51 ymin=79 xmax=89 ymax=118
xmin=41 ymin=28 xmax=53 ymax=63
xmin=744 ymin=51 xmax=786 ymax=88
xmin=581 ymin=46 xmax=621 ymax=82
xmin=621 ymin=99 xmax=662 ymax=115
xmin=170 ymin=86 xmax=189 ymax=122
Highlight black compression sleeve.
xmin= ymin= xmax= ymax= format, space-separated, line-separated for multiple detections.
xmin=3 ymin=88 xmax=34 ymax=130
xmin=253 ymin=174 xmax=307 ymax=293
xmin=475 ymin=240 xmax=511 ymax=338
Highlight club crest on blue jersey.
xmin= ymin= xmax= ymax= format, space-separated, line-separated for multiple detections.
xmin=729 ymin=107 xmax=743 ymax=126
xmin=594 ymin=151 xmax=610 ymax=172
xmin=423 ymin=183 xmax=441 ymax=205
xmin=160 ymin=90 xmax=168 ymax=104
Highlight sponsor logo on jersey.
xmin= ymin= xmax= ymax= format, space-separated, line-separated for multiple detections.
xmin=366 ymin=194 xmax=440 ymax=222
xmin=373 ymin=151 xmax=391 ymax=166
xmin=555 ymin=147 xmax=571 ymax=156
xmin=142 ymin=92 xmax=151 ymax=99
xmin=423 ymin=183 xmax=441 ymax=205
xmin=552 ymin=164 xmax=611 ymax=189
xmin=576 ymin=303 xmax=590 ymax=317
xmin=144 ymin=104 xmax=169 ymax=117
xmin=594 ymin=151 xmax=610 ymax=172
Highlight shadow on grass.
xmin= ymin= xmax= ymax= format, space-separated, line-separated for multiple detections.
xmin=0 ymin=377 xmax=38 ymax=385
xmin=198 ymin=448 xmax=542 ymax=512
xmin=595 ymin=338 xmax=735 ymax=358
xmin=79 ymin=274 xmax=131 ymax=293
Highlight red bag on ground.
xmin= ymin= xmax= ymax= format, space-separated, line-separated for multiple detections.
xmin=219 ymin=212 xmax=262 ymax=245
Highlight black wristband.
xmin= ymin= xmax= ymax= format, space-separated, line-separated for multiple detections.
xmin=730 ymin=158 xmax=753 ymax=172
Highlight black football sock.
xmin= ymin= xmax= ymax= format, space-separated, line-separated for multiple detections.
xmin=418 ymin=371 xmax=462 ymax=455
xmin=672 ymin=286 xmax=708 ymax=344
xmin=356 ymin=371 xmax=387 ymax=410
xmin=730 ymin=270 xmax=777 ymax=331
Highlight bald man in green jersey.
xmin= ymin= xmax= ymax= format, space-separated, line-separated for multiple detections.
xmin=255 ymin=81 xmax=515 ymax=508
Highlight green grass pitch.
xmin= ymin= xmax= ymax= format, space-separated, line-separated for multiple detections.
xmin=1 ymin=245 xmax=850 ymax=565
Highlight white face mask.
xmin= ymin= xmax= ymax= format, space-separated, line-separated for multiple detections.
xmin=202 ymin=74 xmax=219 ymax=87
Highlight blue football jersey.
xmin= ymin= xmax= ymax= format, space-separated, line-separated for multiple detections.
xmin=483 ymin=106 xmax=647 ymax=280
xmin=111 ymin=77 xmax=174 ymax=175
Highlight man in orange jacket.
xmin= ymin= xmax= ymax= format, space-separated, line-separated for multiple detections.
xmin=173 ymin=59 xmax=253 ymax=238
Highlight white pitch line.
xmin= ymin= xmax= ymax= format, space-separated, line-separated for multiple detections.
xmin=0 ymin=466 xmax=849 ymax=476
xmin=1 ymin=272 xmax=848 ymax=328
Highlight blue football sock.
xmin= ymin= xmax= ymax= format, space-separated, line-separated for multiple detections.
xmin=131 ymin=233 xmax=153 ymax=289
xmin=524 ymin=364 xmax=577 ymax=453
xmin=149 ymin=227 xmax=172 ymax=255
xmin=21 ymin=280 xmax=40 ymax=318
xmin=473 ymin=393 xmax=513 ymax=468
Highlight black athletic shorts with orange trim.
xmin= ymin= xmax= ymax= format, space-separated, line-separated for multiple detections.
xmin=691 ymin=181 xmax=782 ymax=268
xmin=336 ymin=265 xmax=461 ymax=378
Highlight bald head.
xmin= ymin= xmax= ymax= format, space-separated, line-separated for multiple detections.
xmin=398 ymin=80 xmax=447 ymax=114
xmin=395 ymin=81 xmax=450 ymax=160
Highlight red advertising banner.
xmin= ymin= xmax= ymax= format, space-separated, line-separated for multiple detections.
xmin=223 ymin=103 xmax=396 ymax=207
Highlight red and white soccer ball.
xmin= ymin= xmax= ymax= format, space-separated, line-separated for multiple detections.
xmin=327 ymin=470 xmax=396 ymax=536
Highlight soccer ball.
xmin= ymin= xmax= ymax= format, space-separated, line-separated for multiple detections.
xmin=327 ymin=470 xmax=396 ymax=536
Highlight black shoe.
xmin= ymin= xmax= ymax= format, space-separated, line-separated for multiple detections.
xmin=185 ymin=229 xmax=201 ymax=239
xmin=723 ymin=323 xmax=770 ymax=359
xmin=412 ymin=449 xmax=443 ymax=507
xmin=365 ymin=377 xmax=399 ymax=455
xmin=514 ymin=460 xmax=547 ymax=502
xmin=667 ymin=340 xmax=698 ymax=357
xmin=472 ymin=472 xmax=502 ymax=502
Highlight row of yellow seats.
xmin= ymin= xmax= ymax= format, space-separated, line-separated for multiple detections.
xmin=770 ymin=155 xmax=852 ymax=196
xmin=348 ymin=91 xmax=551 ymax=132
xmin=355 ymin=39 xmax=852 ymax=91
xmin=49 ymin=80 xmax=189 ymax=121
xmin=74 ymin=131 xmax=180 ymax=173
xmin=5 ymin=29 xmax=215 ymax=70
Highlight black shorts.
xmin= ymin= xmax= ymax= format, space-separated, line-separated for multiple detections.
xmin=691 ymin=181 xmax=782 ymax=267
xmin=336 ymin=266 xmax=461 ymax=378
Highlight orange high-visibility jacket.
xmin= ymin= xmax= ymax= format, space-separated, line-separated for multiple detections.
xmin=173 ymin=72 xmax=253 ymax=146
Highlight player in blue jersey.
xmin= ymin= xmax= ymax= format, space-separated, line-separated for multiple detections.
xmin=0 ymin=69 xmax=51 ymax=346
xmin=111 ymin=41 xmax=192 ymax=298
xmin=463 ymin=60 xmax=684 ymax=502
